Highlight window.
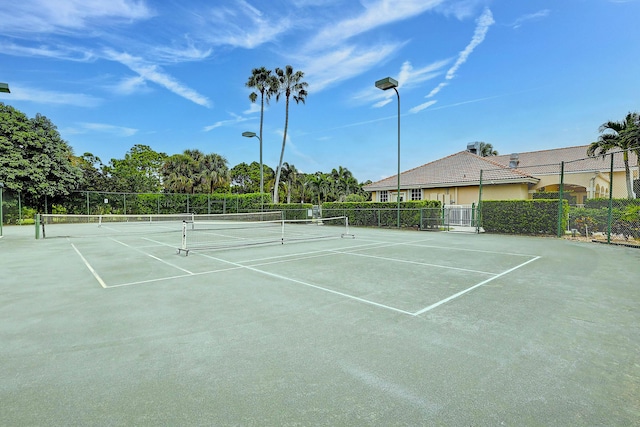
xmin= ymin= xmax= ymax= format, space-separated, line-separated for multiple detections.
xmin=379 ymin=190 xmax=388 ymax=202
xmin=411 ymin=189 xmax=421 ymax=201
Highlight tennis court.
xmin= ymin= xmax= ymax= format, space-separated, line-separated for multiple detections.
xmin=1 ymin=220 xmax=638 ymax=425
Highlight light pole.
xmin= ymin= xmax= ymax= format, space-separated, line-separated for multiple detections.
xmin=0 ymin=182 xmax=4 ymax=237
xmin=375 ymin=77 xmax=401 ymax=228
xmin=242 ymin=131 xmax=263 ymax=211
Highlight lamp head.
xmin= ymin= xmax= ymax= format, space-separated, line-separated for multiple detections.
xmin=375 ymin=77 xmax=398 ymax=91
xmin=242 ymin=131 xmax=257 ymax=138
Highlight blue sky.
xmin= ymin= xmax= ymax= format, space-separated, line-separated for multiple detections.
xmin=1 ymin=0 xmax=639 ymax=184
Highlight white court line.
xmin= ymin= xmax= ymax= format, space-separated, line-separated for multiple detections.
xmin=329 ymin=249 xmax=496 ymax=276
xmin=109 ymin=237 xmax=195 ymax=275
xmin=413 ymin=256 xmax=541 ymax=316
xmin=353 ymin=237 xmax=537 ymax=258
xmin=195 ymin=251 xmax=415 ymax=316
xmin=107 ymin=265 xmax=245 ymax=288
xmin=71 ymin=243 xmax=108 ymax=289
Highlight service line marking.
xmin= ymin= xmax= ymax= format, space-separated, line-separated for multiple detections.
xmin=109 ymin=237 xmax=194 ymax=275
xmin=195 ymin=251 xmax=415 ymax=316
xmin=413 ymin=256 xmax=541 ymax=316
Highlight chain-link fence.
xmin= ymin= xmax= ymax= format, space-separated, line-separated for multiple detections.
xmin=476 ymin=149 xmax=639 ymax=245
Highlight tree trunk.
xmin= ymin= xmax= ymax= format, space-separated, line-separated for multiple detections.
xmin=273 ymin=97 xmax=290 ymax=203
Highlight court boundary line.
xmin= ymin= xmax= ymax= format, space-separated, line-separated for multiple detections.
xmin=412 ymin=256 xmax=541 ymax=316
xmin=72 ymin=234 xmax=542 ymax=316
xmin=71 ymin=243 xmax=108 ymax=289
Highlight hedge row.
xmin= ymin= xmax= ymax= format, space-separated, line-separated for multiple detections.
xmin=322 ymin=200 xmax=441 ymax=228
xmin=481 ymin=199 xmax=568 ymax=235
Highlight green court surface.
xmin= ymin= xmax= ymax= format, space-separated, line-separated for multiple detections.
xmin=0 ymin=224 xmax=638 ymax=425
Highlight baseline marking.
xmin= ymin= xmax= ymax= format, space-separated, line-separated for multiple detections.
xmin=413 ymin=256 xmax=541 ymax=316
xmin=71 ymin=243 xmax=108 ymax=289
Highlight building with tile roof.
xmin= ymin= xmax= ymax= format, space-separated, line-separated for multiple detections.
xmin=363 ymin=144 xmax=638 ymax=205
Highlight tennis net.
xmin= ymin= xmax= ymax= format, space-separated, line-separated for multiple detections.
xmin=37 ymin=212 xmax=284 ymax=239
xmin=178 ymin=215 xmax=354 ymax=255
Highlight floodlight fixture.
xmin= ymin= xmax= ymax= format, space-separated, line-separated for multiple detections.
xmin=0 ymin=83 xmax=10 ymax=93
xmin=374 ymin=77 xmax=398 ymax=91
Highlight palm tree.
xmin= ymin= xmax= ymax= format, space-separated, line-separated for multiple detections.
xmin=280 ymin=162 xmax=299 ymax=204
xmin=246 ymin=67 xmax=278 ymax=196
xmin=199 ymin=153 xmax=230 ymax=194
xmin=272 ymin=65 xmax=308 ymax=203
xmin=479 ymin=142 xmax=498 ymax=157
xmin=588 ymin=113 xmax=639 ymax=199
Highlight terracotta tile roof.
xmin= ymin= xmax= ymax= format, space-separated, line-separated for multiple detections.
xmin=364 ymin=151 xmax=538 ymax=191
xmin=363 ymin=145 xmax=638 ymax=191
xmin=490 ymin=145 xmax=638 ymax=175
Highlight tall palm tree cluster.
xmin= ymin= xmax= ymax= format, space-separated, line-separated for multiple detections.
xmin=161 ymin=149 xmax=229 ymax=194
xmin=246 ymin=65 xmax=308 ymax=203
xmin=587 ymin=112 xmax=640 ymax=198
xmin=230 ymin=161 xmax=370 ymax=203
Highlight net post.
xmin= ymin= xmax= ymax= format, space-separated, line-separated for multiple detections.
xmin=178 ymin=220 xmax=189 ymax=255
xmin=35 ymin=214 xmax=40 ymax=239
xmin=281 ymin=219 xmax=285 ymax=244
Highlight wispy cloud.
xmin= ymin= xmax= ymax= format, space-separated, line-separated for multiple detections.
xmin=355 ymin=59 xmax=448 ymax=108
xmin=0 ymin=85 xmax=102 ymax=107
xmin=409 ymin=100 xmax=438 ymax=114
xmin=435 ymin=0 xmax=487 ymax=20
xmin=203 ymin=113 xmax=253 ymax=132
xmin=77 ymin=122 xmax=139 ymax=137
xmin=303 ymin=42 xmax=405 ymax=92
xmin=305 ymin=0 xmax=443 ymax=51
xmin=445 ymin=8 xmax=494 ymax=80
xmin=200 ymin=1 xmax=293 ymax=49
xmin=0 ymin=0 xmax=153 ymax=34
xmin=411 ymin=7 xmax=494 ymax=113
xmin=104 ymin=49 xmax=211 ymax=107
xmin=510 ymin=9 xmax=550 ymax=29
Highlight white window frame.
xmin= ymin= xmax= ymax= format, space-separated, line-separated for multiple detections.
xmin=411 ymin=188 xmax=421 ymax=201
xmin=379 ymin=190 xmax=388 ymax=202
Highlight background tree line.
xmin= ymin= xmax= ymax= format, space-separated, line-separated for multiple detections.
xmin=0 ymin=103 xmax=371 ymax=213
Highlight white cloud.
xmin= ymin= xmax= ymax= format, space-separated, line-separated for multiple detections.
xmin=0 ymin=0 xmax=153 ymax=34
xmin=445 ymin=7 xmax=494 ymax=80
xmin=304 ymin=42 xmax=404 ymax=92
xmin=104 ymin=49 xmax=211 ymax=107
xmin=305 ymin=0 xmax=443 ymax=51
xmin=435 ymin=0 xmax=486 ymax=20
xmin=79 ymin=122 xmax=138 ymax=137
xmin=373 ymin=99 xmax=393 ymax=108
xmin=409 ymin=100 xmax=438 ymax=114
xmin=426 ymin=82 xmax=448 ymax=98
xmin=0 ymin=85 xmax=102 ymax=107
xmin=203 ymin=113 xmax=252 ymax=132
xmin=244 ymin=103 xmax=262 ymax=115
xmin=510 ymin=9 xmax=550 ymax=29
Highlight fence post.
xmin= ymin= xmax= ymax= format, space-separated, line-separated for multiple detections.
xmin=476 ymin=170 xmax=483 ymax=234
xmin=557 ymin=161 xmax=565 ymax=238
xmin=607 ymin=153 xmax=614 ymax=244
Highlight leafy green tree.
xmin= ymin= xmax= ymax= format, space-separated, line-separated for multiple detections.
xmin=0 ymin=104 xmax=82 ymax=210
xmin=479 ymin=142 xmax=498 ymax=157
xmin=273 ymin=65 xmax=308 ymax=203
xmin=73 ymin=153 xmax=109 ymax=191
xmin=588 ymin=113 xmax=639 ymax=198
xmin=109 ymin=144 xmax=167 ymax=193
xmin=199 ymin=152 xmax=230 ymax=194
